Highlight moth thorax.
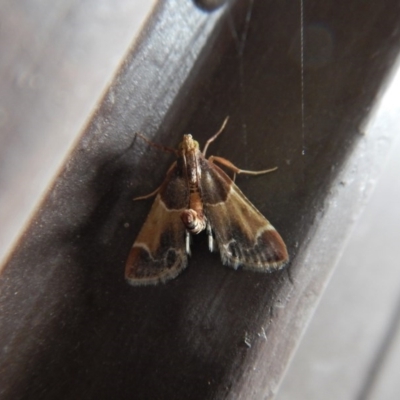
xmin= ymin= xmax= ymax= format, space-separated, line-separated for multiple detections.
xmin=181 ymin=209 xmax=206 ymax=234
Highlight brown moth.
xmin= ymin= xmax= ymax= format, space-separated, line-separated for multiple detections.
xmin=125 ymin=118 xmax=288 ymax=285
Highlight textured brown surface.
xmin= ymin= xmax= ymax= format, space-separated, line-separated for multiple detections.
xmin=1 ymin=1 xmax=400 ymax=399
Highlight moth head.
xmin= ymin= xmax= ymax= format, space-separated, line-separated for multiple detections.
xmin=179 ymin=134 xmax=200 ymax=153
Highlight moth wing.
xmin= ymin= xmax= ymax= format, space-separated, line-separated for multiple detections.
xmin=201 ymin=159 xmax=289 ymax=271
xmin=125 ymin=163 xmax=189 ymax=285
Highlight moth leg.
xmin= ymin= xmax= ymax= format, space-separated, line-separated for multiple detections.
xmin=133 ymin=185 xmax=161 ymax=201
xmin=185 ymin=230 xmax=192 ymax=256
xmin=202 ymin=116 xmax=229 ymax=156
xmin=133 ymin=161 xmax=177 ymax=201
xmin=209 ymin=155 xmax=277 ymax=181
xmin=206 ymin=222 xmax=215 ymax=252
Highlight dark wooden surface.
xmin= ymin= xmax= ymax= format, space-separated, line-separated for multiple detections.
xmin=277 ymin=130 xmax=400 ymax=399
xmin=1 ymin=1 xmax=400 ymax=399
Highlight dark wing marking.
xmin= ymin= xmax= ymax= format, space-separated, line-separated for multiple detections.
xmin=201 ymin=160 xmax=289 ymax=271
xmin=125 ymin=163 xmax=189 ymax=285
xmin=159 ymin=161 xmax=190 ymax=210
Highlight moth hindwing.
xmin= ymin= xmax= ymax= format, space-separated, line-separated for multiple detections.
xmin=125 ymin=119 xmax=288 ymax=285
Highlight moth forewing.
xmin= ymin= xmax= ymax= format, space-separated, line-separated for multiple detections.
xmin=125 ymin=162 xmax=190 ymax=286
xmin=201 ymin=159 xmax=289 ymax=271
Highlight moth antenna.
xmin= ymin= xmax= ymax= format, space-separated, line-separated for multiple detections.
xmin=136 ymin=132 xmax=178 ymax=155
xmin=202 ymin=116 xmax=229 ymax=156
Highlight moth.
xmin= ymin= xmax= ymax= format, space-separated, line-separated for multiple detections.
xmin=125 ymin=118 xmax=288 ymax=285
